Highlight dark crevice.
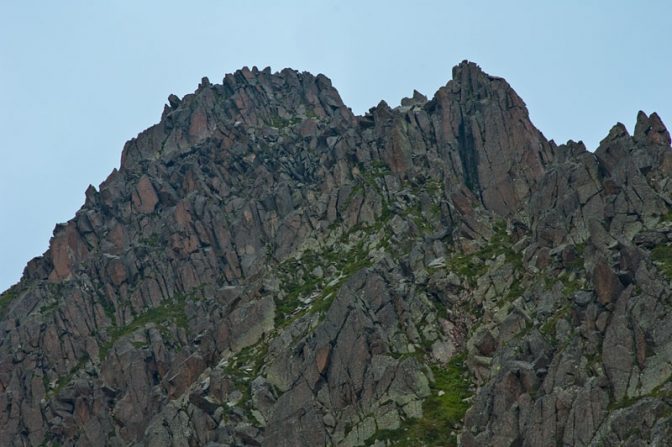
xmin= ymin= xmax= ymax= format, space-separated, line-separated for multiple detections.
xmin=457 ymin=115 xmax=482 ymax=198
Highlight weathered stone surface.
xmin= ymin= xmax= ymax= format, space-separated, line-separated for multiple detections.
xmin=593 ymin=259 xmax=624 ymax=305
xmin=2 ymin=62 xmax=672 ymax=446
xmin=432 ymin=61 xmax=554 ymax=215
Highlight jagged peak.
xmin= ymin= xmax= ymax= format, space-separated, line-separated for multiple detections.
xmin=161 ymin=66 xmax=344 ymax=117
xmin=600 ymin=122 xmax=630 ymax=146
xmin=399 ymin=89 xmax=428 ymax=108
xmin=597 ymin=112 xmax=671 ymax=154
xmin=451 ymin=59 xmax=485 ymax=80
xmin=432 ymin=60 xmax=527 ymax=113
xmin=126 ymin=66 xmax=352 ymax=171
xmin=635 ymin=110 xmax=671 ymax=146
xmin=555 ymin=139 xmax=588 ymax=162
xmin=6 ymin=60 xmax=672 ymax=447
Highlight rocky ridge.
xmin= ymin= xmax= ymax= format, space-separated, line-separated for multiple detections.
xmin=1 ymin=61 xmax=672 ymax=446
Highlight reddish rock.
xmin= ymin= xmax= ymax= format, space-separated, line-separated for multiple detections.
xmin=188 ymin=108 xmax=209 ymax=141
xmin=593 ymin=259 xmax=624 ymax=306
xmin=48 ymin=222 xmax=90 ymax=282
xmin=433 ymin=60 xmax=554 ymax=215
xmin=2 ymin=63 xmax=672 ymax=447
xmin=174 ymin=200 xmax=192 ymax=227
xmin=635 ymin=111 xmax=671 ymax=146
xmin=315 ymin=345 xmax=331 ymax=375
xmin=132 ymin=175 xmax=159 ymax=214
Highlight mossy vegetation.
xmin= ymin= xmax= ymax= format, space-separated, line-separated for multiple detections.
xmin=505 ymin=279 xmax=525 ymax=302
xmin=39 ymin=301 xmax=59 ymax=315
xmin=0 ymin=286 xmax=19 ymax=317
xmin=139 ymin=232 xmax=162 ymax=248
xmin=356 ymin=161 xmax=446 ymax=236
xmin=274 ymin=237 xmax=373 ymax=327
xmin=221 ymin=340 xmax=270 ymax=424
xmin=99 ymin=295 xmax=190 ymax=360
xmin=446 ymin=252 xmax=487 ymax=288
xmin=565 ymin=242 xmax=586 ymax=271
xmin=274 ymin=161 xmax=425 ymax=327
xmin=358 ymin=161 xmax=391 ymax=190
xmin=269 ymin=115 xmax=302 ymax=129
xmin=226 ymin=342 xmax=268 ymax=378
xmin=99 ymin=296 xmax=116 ymax=322
xmin=540 ymin=304 xmax=571 ymax=346
xmin=399 ymin=177 xmax=445 ymax=234
xmin=561 ymin=276 xmax=583 ymax=298
xmin=305 ymin=109 xmax=319 ymax=120
xmin=370 ymin=355 xmax=472 ymax=446
xmin=405 ymin=204 xmax=435 ymax=233
xmin=659 ymin=210 xmax=672 ymax=224
xmin=422 ymin=356 xmax=473 ymax=431
xmin=607 ymin=381 xmax=672 ymax=411
xmin=49 ymin=354 xmax=90 ymax=397
xmin=446 ymin=221 xmax=522 ymax=288
xmin=651 ymin=244 xmax=672 ymax=279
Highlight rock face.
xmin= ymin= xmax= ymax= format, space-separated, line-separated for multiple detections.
xmin=1 ymin=61 xmax=672 ymax=446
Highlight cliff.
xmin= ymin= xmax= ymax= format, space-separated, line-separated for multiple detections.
xmin=1 ymin=61 xmax=671 ymax=446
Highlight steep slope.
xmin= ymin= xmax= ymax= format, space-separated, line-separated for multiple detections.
xmin=1 ymin=61 xmax=671 ymax=447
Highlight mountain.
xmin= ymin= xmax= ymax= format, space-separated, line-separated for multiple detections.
xmin=1 ymin=61 xmax=672 ymax=447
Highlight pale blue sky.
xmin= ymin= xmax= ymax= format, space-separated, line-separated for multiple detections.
xmin=1 ymin=1 xmax=671 ymax=291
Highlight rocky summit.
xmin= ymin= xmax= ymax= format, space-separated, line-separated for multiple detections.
xmin=1 ymin=61 xmax=672 ymax=447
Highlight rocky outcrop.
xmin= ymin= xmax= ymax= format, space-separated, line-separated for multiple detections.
xmin=1 ymin=61 xmax=671 ymax=446
xmin=461 ymin=110 xmax=672 ymax=447
xmin=431 ymin=61 xmax=554 ymax=215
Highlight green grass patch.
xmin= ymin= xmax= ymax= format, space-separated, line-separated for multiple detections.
xmin=40 ymin=301 xmax=59 ymax=314
xmin=659 ymin=211 xmax=672 ymax=223
xmin=446 ymin=221 xmax=522 ymax=288
xmin=229 ymin=342 xmax=269 ymax=377
xmin=269 ymin=115 xmax=302 ymax=129
xmin=540 ymin=305 xmax=570 ymax=343
xmin=139 ymin=232 xmax=162 ymax=247
xmin=505 ymin=279 xmax=525 ymax=301
xmin=99 ymin=297 xmax=116 ymax=322
xmin=446 ymin=253 xmax=487 ymax=288
xmin=50 ymin=354 xmax=90 ymax=397
xmin=220 ymin=341 xmax=270 ymax=424
xmin=274 ymin=235 xmax=374 ymax=327
xmin=652 ymin=245 xmax=672 ymax=279
xmin=562 ymin=277 xmax=582 ymax=297
xmin=406 ymin=204 xmax=434 ymax=233
xmin=0 ymin=286 xmax=19 ymax=317
xmin=360 ymin=161 xmax=391 ymax=182
xmin=272 ymin=167 xmax=419 ymax=327
xmin=370 ymin=355 xmax=472 ymax=446
xmin=609 ymin=380 xmax=672 ymax=412
xmin=274 ymin=271 xmax=322 ymax=326
xmin=565 ymin=242 xmax=586 ymax=271
xmin=99 ymin=296 xmax=189 ymax=360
